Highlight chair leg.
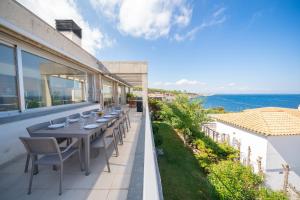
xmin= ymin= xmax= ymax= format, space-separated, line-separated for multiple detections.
xmin=112 ymin=130 xmax=119 ymax=156
xmin=28 ymin=158 xmax=35 ymax=194
xmin=33 ymin=155 xmax=39 ymax=175
xmin=24 ymin=154 xmax=30 ymax=173
xmin=127 ymin=113 xmax=131 ymax=127
xmin=59 ymin=164 xmax=63 ymax=195
xmin=125 ymin=119 xmax=129 ymax=132
xmin=118 ymin=127 xmax=123 ymax=145
xmin=122 ymin=122 xmax=126 ymax=137
xmin=102 ymin=139 xmax=111 ymax=172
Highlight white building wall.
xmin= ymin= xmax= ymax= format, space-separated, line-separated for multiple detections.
xmin=265 ymin=136 xmax=300 ymax=190
xmin=0 ymin=104 xmax=100 ymax=165
xmin=215 ymin=121 xmax=300 ymax=191
xmin=215 ymin=122 xmax=268 ymax=173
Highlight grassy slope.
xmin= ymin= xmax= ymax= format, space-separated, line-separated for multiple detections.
xmin=155 ymin=122 xmax=217 ymax=200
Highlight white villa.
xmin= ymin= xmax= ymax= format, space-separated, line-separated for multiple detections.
xmin=204 ymin=107 xmax=300 ymax=191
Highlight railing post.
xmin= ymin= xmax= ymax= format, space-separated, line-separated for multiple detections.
xmin=257 ymin=156 xmax=263 ymax=175
xmin=227 ymin=135 xmax=230 ymax=145
xmin=282 ymin=164 xmax=290 ymax=193
xmin=237 ymin=141 xmax=241 ymax=162
xmin=247 ymin=146 xmax=251 ymax=166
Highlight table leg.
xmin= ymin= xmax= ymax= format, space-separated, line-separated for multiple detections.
xmin=85 ymin=136 xmax=90 ymax=176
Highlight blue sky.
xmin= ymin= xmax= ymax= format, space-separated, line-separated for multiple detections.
xmin=18 ymin=0 xmax=300 ymax=94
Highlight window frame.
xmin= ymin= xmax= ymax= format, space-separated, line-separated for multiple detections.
xmin=0 ymin=40 xmax=96 ymax=117
xmin=21 ymin=49 xmax=90 ymax=111
xmin=0 ymin=40 xmax=20 ymax=115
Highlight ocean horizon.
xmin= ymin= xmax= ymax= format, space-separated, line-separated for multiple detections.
xmin=197 ymin=94 xmax=300 ymax=112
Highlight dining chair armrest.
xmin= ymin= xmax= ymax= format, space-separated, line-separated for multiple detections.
xmin=60 ymin=138 xmax=79 ymax=154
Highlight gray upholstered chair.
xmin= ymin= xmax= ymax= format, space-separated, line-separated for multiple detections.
xmin=25 ymin=122 xmax=51 ymax=173
xmin=91 ymin=123 xmax=121 ymax=172
xmin=19 ymin=137 xmax=82 ymax=195
xmin=113 ymin=120 xmax=123 ymax=146
xmin=119 ymin=112 xmax=127 ymax=138
xmin=124 ymin=108 xmax=131 ymax=128
xmin=120 ymin=111 xmax=129 ymax=132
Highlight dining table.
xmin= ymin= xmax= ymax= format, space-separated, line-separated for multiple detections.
xmin=31 ymin=111 xmax=121 ymax=176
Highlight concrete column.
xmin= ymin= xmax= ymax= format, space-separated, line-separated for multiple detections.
xmin=142 ymin=73 xmax=148 ymax=111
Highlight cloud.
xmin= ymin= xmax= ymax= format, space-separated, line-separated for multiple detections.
xmin=152 ymin=78 xmax=206 ymax=93
xmin=174 ymin=6 xmax=192 ymax=27
xmin=227 ymin=82 xmax=236 ymax=87
xmin=90 ymin=0 xmax=120 ymax=20
xmin=175 ymin=79 xmax=205 ymax=86
xmin=173 ymin=6 xmax=227 ymax=41
xmin=17 ymin=0 xmax=114 ymax=55
xmin=90 ymin=0 xmax=192 ymax=39
xmin=174 ymin=26 xmax=200 ymax=41
xmin=154 ymin=79 xmax=206 ymax=86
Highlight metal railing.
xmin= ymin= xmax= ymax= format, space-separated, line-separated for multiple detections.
xmin=143 ymin=105 xmax=164 ymax=200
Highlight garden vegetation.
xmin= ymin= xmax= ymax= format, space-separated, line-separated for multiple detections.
xmin=149 ymin=95 xmax=287 ymax=200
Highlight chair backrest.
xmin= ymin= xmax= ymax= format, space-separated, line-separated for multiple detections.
xmin=51 ymin=117 xmax=66 ymax=124
xmin=26 ymin=122 xmax=51 ymax=136
xmin=105 ymin=122 xmax=119 ymax=137
xmin=68 ymin=113 xmax=80 ymax=119
xmin=121 ymin=113 xmax=126 ymax=121
xmin=82 ymin=110 xmax=91 ymax=115
xmin=19 ymin=137 xmax=60 ymax=155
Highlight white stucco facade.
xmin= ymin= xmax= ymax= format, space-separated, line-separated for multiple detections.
xmin=214 ymin=121 xmax=300 ymax=191
xmin=215 ymin=122 xmax=268 ymax=173
xmin=266 ymin=136 xmax=300 ymax=190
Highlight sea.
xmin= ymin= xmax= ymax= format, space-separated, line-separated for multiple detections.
xmin=198 ymin=94 xmax=300 ymax=112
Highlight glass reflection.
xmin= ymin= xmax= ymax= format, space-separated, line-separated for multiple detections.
xmin=0 ymin=44 xmax=19 ymax=111
xmin=22 ymin=51 xmax=87 ymax=109
xmin=102 ymin=78 xmax=113 ymax=106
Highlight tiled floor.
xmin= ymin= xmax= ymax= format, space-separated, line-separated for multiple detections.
xmin=0 ymin=110 xmax=142 ymax=200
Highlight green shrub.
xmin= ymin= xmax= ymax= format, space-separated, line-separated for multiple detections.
xmin=193 ymin=136 xmax=238 ymax=170
xmin=258 ymin=188 xmax=288 ymax=200
xmin=206 ymin=106 xmax=226 ymax=114
xmin=149 ymin=98 xmax=162 ymax=121
xmin=208 ymin=160 xmax=263 ymax=200
xmin=152 ymin=123 xmax=163 ymax=146
xmin=159 ymin=94 xmax=209 ymax=141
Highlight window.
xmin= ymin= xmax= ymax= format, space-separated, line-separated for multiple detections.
xmin=118 ymin=86 xmax=122 ymax=104
xmin=102 ymin=78 xmax=113 ymax=106
xmin=119 ymin=85 xmax=126 ymax=105
xmin=0 ymin=43 xmax=19 ymax=112
xmin=22 ymin=51 xmax=87 ymax=109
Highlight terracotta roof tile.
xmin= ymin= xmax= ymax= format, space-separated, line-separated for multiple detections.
xmin=212 ymin=107 xmax=300 ymax=136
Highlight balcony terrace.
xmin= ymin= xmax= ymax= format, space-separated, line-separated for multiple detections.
xmin=0 ymin=107 xmax=162 ymax=200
